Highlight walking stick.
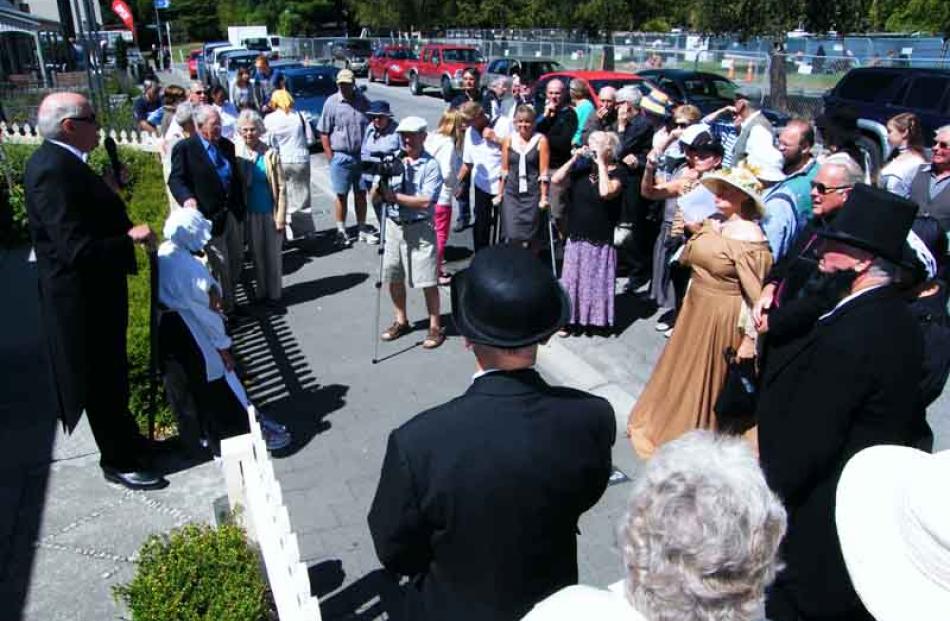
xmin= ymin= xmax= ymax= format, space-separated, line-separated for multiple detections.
xmin=147 ymin=245 xmax=159 ymax=441
xmin=546 ymin=208 xmax=557 ymax=277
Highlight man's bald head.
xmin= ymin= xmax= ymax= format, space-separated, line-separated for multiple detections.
xmin=37 ymin=92 xmax=98 ymax=152
xmin=598 ymin=86 xmax=617 ymax=101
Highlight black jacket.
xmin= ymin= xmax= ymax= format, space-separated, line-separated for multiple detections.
xmin=368 ymin=369 xmax=615 ymax=621
xmin=536 ymin=107 xmax=578 ymax=168
xmin=168 ymin=135 xmax=245 ymax=235
xmin=24 ymin=141 xmax=137 ymax=430
xmin=757 ymin=285 xmax=925 ymax=618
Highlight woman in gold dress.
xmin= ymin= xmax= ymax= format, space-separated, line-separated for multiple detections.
xmin=627 ymin=167 xmax=772 ymax=459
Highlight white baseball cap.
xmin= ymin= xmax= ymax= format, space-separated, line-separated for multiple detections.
xmin=395 ymin=116 xmax=428 ymax=134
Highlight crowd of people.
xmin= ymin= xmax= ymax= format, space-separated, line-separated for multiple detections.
xmin=21 ymin=56 xmax=950 ymax=621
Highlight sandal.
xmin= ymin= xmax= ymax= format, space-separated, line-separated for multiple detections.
xmin=381 ymin=321 xmax=411 ymax=342
xmin=422 ymin=327 xmax=446 ymax=349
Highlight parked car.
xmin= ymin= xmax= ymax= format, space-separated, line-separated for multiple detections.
xmin=205 ymin=45 xmax=244 ymax=85
xmin=368 ymin=45 xmax=417 ymax=85
xmin=187 ymin=49 xmax=202 ymax=80
xmin=637 ymin=69 xmax=790 ymax=127
xmin=282 ymin=66 xmax=341 ymax=140
xmin=407 ymin=44 xmax=486 ymax=100
xmin=482 ymin=57 xmax=562 ymax=96
xmin=533 ymin=70 xmax=649 ymax=109
xmin=329 ymin=39 xmax=372 ymax=76
xmin=199 ymin=41 xmax=230 ymax=84
xmin=823 ymin=67 xmax=950 ymax=173
xmin=214 ymin=49 xmax=258 ymax=89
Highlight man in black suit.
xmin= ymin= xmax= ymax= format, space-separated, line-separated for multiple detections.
xmin=24 ymin=92 xmax=165 ymax=490
xmin=536 ymin=79 xmax=577 ymax=235
xmin=168 ymin=104 xmax=245 ymax=314
xmin=368 ymin=246 xmax=615 ymax=621
xmin=756 ymin=185 xmax=926 ymax=621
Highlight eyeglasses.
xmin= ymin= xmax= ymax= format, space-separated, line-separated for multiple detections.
xmin=810 ymin=181 xmax=852 ymax=194
xmin=935 ymin=140 xmax=950 ymax=150
xmin=63 ymin=114 xmax=97 ymax=125
xmin=673 ymin=121 xmax=690 ymax=128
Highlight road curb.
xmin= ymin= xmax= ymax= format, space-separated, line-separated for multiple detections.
xmin=537 ymin=338 xmax=636 ymax=437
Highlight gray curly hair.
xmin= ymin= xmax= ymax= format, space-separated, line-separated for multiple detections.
xmin=619 ymin=431 xmax=786 ymax=621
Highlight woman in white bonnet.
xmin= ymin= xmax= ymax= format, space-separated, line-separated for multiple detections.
xmin=157 ymin=208 xmax=290 ymax=453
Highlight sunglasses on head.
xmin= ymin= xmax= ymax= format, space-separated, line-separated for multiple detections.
xmin=810 ymin=181 xmax=851 ymax=194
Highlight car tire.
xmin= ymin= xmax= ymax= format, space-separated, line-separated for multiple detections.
xmin=410 ymin=73 xmax=422 ymax=96
xmin=856 ymin=133 xmax=883 ymax=181
xmin=384 ymin=71 xmax=390 ymax=86
xmin=441 ymin=76 xmax=453 ymax=102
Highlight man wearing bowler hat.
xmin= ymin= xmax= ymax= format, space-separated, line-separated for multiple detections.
xmin=756 ymin=184 xmax=927 ymax=621
xmin=368 ymin=246 xmax=615 ymax=621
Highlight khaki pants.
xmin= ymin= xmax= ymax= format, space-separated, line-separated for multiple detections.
xmin=205 ymin=212 xmax=244 ymax=313
xmin=247 ymin=211 xmax=283 ymax=301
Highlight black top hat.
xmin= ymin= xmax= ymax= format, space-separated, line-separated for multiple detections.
xmin=451 ymin=246 xmax=570 ymax=348
xmin=818 ymin=183 xmax=918 ymax=264
xmin=366 ymin=100 xmax=393 ymax=117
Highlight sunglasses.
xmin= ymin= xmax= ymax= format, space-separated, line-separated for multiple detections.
xmin=673 ymin=121 xmax=690 ymax=128
xmin=811 ymin=181 xmax=852 ymax=194
xmin=63 ymin=114 xmax=97 ymax=125
xmin=935 ymin=140 xmax=950 ymax=150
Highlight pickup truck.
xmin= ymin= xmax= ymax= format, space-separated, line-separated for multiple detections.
xmin=407 ymin=44 xmax=486 ymax=100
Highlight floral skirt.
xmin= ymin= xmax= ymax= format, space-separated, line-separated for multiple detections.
xmin=560 ymin=238 xmax=616 ymax=327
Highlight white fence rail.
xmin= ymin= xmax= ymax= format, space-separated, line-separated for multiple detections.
xmin=222 ymin=406 xmax=322 ymax=621
xmin=1 ymin=122 xmax=161 ymax=152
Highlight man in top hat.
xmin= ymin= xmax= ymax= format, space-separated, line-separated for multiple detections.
xmin=756 ymin=184 xmax=926 ymax=621
xmin=368 ymin=246 xmax=615 ymax=621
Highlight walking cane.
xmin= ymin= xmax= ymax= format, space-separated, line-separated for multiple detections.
xmin=147 ymin=245 xmax=159 ymax=441
xmin=545 ymin=208 xmax=557 ymax=277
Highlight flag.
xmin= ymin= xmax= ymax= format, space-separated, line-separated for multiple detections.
xmin=111 ymin=0 xmax=135 ymax=34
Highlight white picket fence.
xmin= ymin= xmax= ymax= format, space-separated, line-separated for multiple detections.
xmin=222 ymin=405 xmax=323 ymax=621
xmin=0 ymin=121 xmax=161 ymax=153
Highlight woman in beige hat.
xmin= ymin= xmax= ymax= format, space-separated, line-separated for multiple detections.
xmin=628 ymin=166 xmax=771 ymax=459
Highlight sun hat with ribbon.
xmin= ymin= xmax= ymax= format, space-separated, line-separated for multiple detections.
xmin=836 ymin=445 xmax=950 ymax=621
xmin=640 ymin=89 xmax=672 ymax=117
xmin=700 ymin=166 xmax=766 ymax=218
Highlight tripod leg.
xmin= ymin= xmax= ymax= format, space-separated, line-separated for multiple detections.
xmin=547 ymin=210 xmax=557 ymax=277
xmin=372 ymin=215 xmax=388 ymax=364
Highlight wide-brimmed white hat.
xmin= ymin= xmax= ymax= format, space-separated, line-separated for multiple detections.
xmin=700 ymin=167 xmax=766 ymax=218
xmin=836 ymin=445 xmax=950 ymax=621
xmin=743 ymin=144 xmax=786 ymax=183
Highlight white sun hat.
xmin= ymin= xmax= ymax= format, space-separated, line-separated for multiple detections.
xmin=743 ymin=144 xmax=787 ymax=183
xmin=836 ymin=445 xmax=950 ymax=621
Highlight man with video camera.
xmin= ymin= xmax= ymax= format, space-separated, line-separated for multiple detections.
xmin=373 ymin=116 xmax=445 ymax=350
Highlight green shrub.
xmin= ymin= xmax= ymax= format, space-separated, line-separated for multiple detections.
xmin=114 ymin=522 xmax=269 ymax=621
xmin=3 ymin=141 xmax=175 ymax=433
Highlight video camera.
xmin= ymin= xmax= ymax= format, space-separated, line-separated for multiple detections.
xmin=362 ymin=150 xmax=405 ymax=180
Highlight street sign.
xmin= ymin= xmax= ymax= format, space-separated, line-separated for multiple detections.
xmin=154 ymin=0 xmax=169 ymax=8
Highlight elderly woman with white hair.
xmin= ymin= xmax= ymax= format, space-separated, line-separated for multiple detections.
xmin=158 ymin=208 xmax=290 ymax=453
xmin=522 ymin=430 xmax=787 ymax=621
xmin=235 ymin=108 xmax=287 ymax=309
xmin=552 ymin=130 xmax=628 ymax=336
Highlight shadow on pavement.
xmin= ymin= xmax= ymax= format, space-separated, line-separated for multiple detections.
xmin=310 ymin=561 xmax=407 ymax=621
xmin=612 ymin=291 xmax=658 ymax=335
xmin=282 ymin=272 xmax=369 ymax=307
xmin=0 ymin=248 xmax=57 ymax=620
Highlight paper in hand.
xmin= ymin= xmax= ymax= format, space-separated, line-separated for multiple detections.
xmin=678 ymin=185 xmax=717 ymax=224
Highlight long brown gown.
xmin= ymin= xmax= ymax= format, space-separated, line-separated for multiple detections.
xmin=627 ymin=220 xmax=772 ymax=459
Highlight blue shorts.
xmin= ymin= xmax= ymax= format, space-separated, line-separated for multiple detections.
xmin=329 ymin=152 xmax=363 ymax=196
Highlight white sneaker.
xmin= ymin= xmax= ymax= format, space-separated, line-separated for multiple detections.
xmin=359 ymin=227 xmax=379 ymax=245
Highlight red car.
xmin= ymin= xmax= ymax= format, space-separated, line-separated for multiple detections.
xmin=187 ymin=49 xmax=202 ymax=80
xmin=368 ymin=45 xmax=417 ymax=86
xmin=408 ymin=44 xmax=486 ymax=99
xmin=533 ymin=70 xmax=649 ymax=108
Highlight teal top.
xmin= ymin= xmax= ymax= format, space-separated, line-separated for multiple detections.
xmin=247 ymin=154 xmax=274 ymax=215
xmin=572 ymin=99 xmax=595 ymax=146
xmin=783 ymin=159 xmax=819 ymax=224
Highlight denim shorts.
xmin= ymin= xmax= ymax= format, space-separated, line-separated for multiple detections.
xmin=329 ymin=152 xmax=363 ymax=196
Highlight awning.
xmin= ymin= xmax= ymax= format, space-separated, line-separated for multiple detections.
xmin=0 ymin=2 xmax=58 ymax=34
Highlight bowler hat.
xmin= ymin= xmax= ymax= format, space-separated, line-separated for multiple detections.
xmin=366 ymin=100 xmax=393 ymax=117
xmin=451 ymin=246 xmax=570 ymax=348
xmin=818 ymin=183 xmax=917 ymax=264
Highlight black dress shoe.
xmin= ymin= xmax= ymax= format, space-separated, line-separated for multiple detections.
xmin=102 ymin=466 xmax=168 ymax=491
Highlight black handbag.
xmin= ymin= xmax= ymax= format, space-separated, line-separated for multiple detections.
xmin=714 ymin=347 xmax=758 ymax=435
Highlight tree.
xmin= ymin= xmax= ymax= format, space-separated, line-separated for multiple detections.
xmin=689 ymin=0 xmax=867 ymax=110
xmin=165 ymin=0 xmax=221 ymax=41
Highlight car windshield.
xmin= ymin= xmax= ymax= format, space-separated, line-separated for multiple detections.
xmin=228 ymin=56 xmax=257 ymax=70
xmin=389 ymin=49 xmax=417 ymax=60
xmin=345 ymin=41 xmax=373 ymax=54
xmin=287 ymin=72 xmax=338 ymax=98
xmin=443 ymin=48 xmax=482 ymax=63
xmin=708 ymin=77 xmax=738 ymax=100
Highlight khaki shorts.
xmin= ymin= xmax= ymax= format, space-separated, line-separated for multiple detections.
xmin=383 ymin=219 xmax=438 ymax=288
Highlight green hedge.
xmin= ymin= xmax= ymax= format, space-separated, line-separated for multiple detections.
xmin=2 ymin=141 xmax=175 ymax=433
xmin=113 ymin=522 xmax=269 ymax=620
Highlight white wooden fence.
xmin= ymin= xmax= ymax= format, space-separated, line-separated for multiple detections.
xmin=222 ymin=406 xmax=323 ymax=621
xmin=0 ymin=122 xmax=161 ymax=153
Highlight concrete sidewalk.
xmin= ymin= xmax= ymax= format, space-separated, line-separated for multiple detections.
xmin=0 ymin=247 xmax=227 ymax=621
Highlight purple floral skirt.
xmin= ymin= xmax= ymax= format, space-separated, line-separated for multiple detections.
xmin=560 ymin=238 xmax=617 ymax=327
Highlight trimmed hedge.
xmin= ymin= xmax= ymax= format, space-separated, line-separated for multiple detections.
xmin=113 ymin=522 xmax=269 ymax=620
xmin=2 ymin=142 xmax=175 ymax=433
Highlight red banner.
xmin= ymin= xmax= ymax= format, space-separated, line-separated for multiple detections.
xmin=110 ymin=0 xmax=135 ymax=34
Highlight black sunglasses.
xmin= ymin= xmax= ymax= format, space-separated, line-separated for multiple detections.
xmin=935 ymin=140 xmax=950 ymax=150
xmin=810 ymin=181 xmax=851 ymax=195
xmin=63 ymin=113 xmax=97 ymax=125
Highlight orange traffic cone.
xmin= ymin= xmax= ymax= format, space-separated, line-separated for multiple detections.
xmin=744 ymin=61 xmax=754 ymax=82
xmin=727 ymin=60 xmax=736 ymax=80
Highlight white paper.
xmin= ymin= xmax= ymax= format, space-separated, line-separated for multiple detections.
xmin=678 ymin=185 xmax=717 ymax=224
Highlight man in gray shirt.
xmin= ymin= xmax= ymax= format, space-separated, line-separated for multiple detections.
xmin=317 ymin=69 xmax=371 ymax=247
xmin=375 ymin=116 xmax=445 ymax=349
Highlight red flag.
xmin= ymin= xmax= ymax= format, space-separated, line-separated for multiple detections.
xmin=111 ymin=0 xmax=135 ymax=34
